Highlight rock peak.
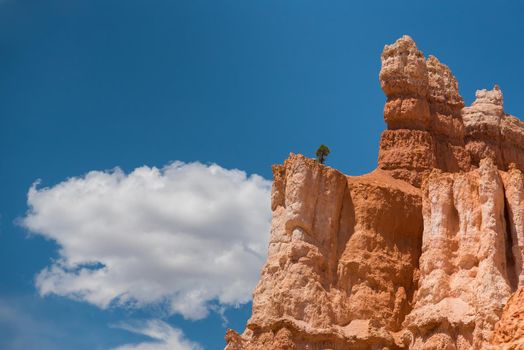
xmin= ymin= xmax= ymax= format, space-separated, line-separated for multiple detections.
xmin=378 ymin=36 xmax=524 ymax=185
xmin=473 ymin=84 xmax=504 ymax=107
xmin=386 ymin=34 xmax=417 ymax=48
xmin=379 ymin=35 xmax=427 ymax=99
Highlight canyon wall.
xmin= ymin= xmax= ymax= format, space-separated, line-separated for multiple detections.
xmin=225 ymin=36 xmax=524 ymax=350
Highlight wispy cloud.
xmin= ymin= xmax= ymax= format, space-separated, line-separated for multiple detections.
xmin=22 ymin=161 xmax=271 ymax=320
xmin=0 ymin=298 xmax=63 ymax=350
xmin=111 ymin=319 xmax=202 ymax=350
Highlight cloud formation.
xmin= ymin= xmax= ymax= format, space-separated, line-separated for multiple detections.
xmin=22 ymin=162 xmax=271 ymax=319
xmin=112 ymin=320 xmax=201 ymax=350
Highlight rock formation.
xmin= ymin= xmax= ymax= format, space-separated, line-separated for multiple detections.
xmin=378 ymin=36 xmax=470 ymax=188
xmin=490 ymin=286 xmax=524 ymax=349
xmin=225 ymin=36 xmax=524 ymax=350
xmin=404 ymin=158 xmax=514 ymax=349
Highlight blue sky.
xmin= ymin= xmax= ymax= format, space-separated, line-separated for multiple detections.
xmin=1 ymin=1 xmax=523 ymax=349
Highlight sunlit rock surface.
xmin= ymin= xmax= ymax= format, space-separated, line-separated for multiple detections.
xmin=225 ymin=36 xmax=524 ymax=350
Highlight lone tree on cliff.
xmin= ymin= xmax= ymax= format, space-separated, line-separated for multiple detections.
xmin=315 ymin=144 xmax=330 ymax=164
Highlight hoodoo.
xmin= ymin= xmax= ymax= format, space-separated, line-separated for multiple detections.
xmin=225 ymin=36 xmax=524 ymax=350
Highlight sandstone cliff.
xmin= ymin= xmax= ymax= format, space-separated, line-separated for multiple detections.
xmin=225 ymin=36 xmax=524 ymax=350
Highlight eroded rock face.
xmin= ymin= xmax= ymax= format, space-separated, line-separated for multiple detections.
xmin=502 ymin=165 xmax=524 ymax=289
xmin=490 ymin=286 xmax=524 ymax=349
xmin=463 ymin=86 xmax=505 ymax=168
xmin=226 ymin=154 xmax=423 ymax=350
xmin=378 ymin=36 xmax=524 ymax=188
xmin=463 ymin=87 xmax=524 ymax=173
xmin=378 ymin=35 xmax=470 ymax=187
xmin=225 ymin=36 xmax=524 ymax=350
xmin=403 ymin=158 xmax=515 ymax=349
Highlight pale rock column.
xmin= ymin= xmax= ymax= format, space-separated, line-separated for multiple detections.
xmin=405 ymin=158 xmax=512 ymax=350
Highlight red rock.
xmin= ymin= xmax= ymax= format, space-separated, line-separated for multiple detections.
xmin=490 ymin=286 xmax=524 ymax=349
xmin=226 ymin=154 xmax=422 ymax=349
xmin=226 ymin=36 xmax=524 ymax=350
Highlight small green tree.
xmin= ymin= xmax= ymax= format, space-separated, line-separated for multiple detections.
xmin=315 ymin=144 xmax=330 ymax=164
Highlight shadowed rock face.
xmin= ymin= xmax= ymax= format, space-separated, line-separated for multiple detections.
xmin=225 ymin=36 xmax=524 ymax=350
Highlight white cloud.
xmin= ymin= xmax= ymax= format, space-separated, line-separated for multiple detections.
xmin=112 ymin=320 xmax=201 ymax=350
xmin=22 ymin=161 xmax=271 ymax=319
